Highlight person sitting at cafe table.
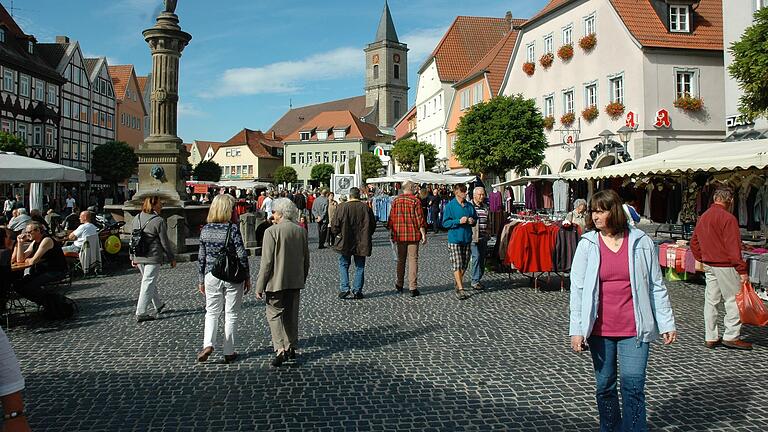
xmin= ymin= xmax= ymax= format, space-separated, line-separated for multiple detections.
xmin=61 ymin=211 xmax=98 ymax=254
xmin=60 ymin=206 xmax=81 ymax=232
xmin=12 ymin=221 xmax=69 ymax=308
xmin=29 ymin=208 xmax=50 ymax=234
xmin=7 ymin=208 xmax=31 ymax=233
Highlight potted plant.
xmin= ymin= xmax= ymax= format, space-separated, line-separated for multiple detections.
xmin=543 ymin=115 xmax=555 ymax=130
xmin=560 ymin=112 xmax=575 ymax=127
xmin=539 ymin=52 xmax=554 ymax=69
xmin=581 ymin=105 xmax=599 ymax=122
xmin=673 ymin=94 xmax=704 ymax=112
xmin=605 ymin=101 xmax=625 ymax=119
xmin=579 ymin=33 xmax=597 ymax=52
xmin=522 ymin=62 xmax=535 ymax=76
xmin=557 ymin=44 xmax=574 ymax=61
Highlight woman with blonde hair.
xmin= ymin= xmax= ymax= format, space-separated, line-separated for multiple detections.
xmin=196 ymin=193 xmax=250 ymax=363
xmin=130 ymin=196 xmax=175 ymax=323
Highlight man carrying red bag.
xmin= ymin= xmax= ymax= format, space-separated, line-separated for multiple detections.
xmin=691 ymin=187 xmax=752 ymax=350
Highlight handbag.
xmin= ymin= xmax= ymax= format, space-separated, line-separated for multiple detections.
xmin=210 ymin=222 xmax=248 ymax=283
xmin=736 ymin=280 xmax=768 ymax=327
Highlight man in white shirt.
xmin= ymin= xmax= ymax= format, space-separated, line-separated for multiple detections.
xmin=62 ymin=211 xmax=99 ymax=253
xmin=261 ymin=192 xmax=274 ymax=216
xmin=2 ymin=196 xmax=15 ymax=220
xmin=64 ymin=193 xmax=76 ymax=216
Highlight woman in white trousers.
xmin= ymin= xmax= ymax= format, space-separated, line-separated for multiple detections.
xmin=196 ymin=194 xmax=251 ymax=363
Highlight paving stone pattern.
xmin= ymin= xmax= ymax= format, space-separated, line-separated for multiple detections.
xmin=6 ymin=225 xmax=768 ymax=431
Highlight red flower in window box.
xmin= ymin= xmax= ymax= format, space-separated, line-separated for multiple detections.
xmin=543 ymin=115 xmax=555 ymax=130
xmin=579 ymin=33 xmax=597 ymax=52
xmin=540 ymin=52 xmax=554 ymax=69
xmin=557 ymin=44 xmax=574 ymax=61
xmin=560 ymin=112 xmax=575 ymax=127
xmin=581 ymin=105 xmax=599 ymax=122
xmin=522 ymin=62 xmax=535 ymax=76
xmin=673 ymin=94 xmax=704 ymax=112
xmin=605 ymin=102 xmax=625 ymax=119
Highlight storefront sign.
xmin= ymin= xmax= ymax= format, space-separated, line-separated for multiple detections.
xmin=373 ymin=146 xmax=386 ymax=157
xmin=654 ymin=109 xmax=671 ymax=128
xmin=583 ymin=141 xmax=632 ymax=170
xmin=625 ymin=111 xmax=638 ymax=129
xmin=193 ymin=184 xmax=209 ymax=194
xmin=331 ymin=174 xmax=357 ymax=196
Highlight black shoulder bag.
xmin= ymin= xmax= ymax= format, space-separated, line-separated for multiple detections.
xmin=210 ymin=222 xmax=248 ymax=283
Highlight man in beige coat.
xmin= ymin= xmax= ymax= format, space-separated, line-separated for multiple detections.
xmin=255 ymin=198 xmax=310 ymax=367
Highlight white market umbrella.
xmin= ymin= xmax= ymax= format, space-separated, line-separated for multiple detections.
xmin=0 ymin=152 xmax=86 ymax=182
xmin=418 ymin=153 xmax=426 ymax=173
xmin=334 ymin=159 xmax=340 ymax=174
xmin=354 ymin=154 xmax=362 ymax=187
xmin=29 ymin=182 xmax=43 ymax=212
xmin=387 ymin=159 xmax=394 ymax=176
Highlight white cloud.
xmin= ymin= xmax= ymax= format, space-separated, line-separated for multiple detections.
xmin=401 ymin=26 xmax=447 ymax=67
xmin=202 ymin=46 xmax=362 ymax=98
xmin=178 ymin=102 xmax=206 ymax=118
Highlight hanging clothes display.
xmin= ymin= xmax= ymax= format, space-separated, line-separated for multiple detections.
xmin=643 ymin=183 xmax=653 ymax=219
xmin=679 ymin=182 xmax=699 ymax=224
xmin=738 ymin=184 xmax=749 ymax=227
xmin=541 ymin=181 xmax=554 ymax=210
xmin=371 ymin=194 xmax=393 ymax=222
xmin=505 ymin=187 xmax=515 ymax=213
xmin=553 ymin=179 xmax=569 ymax=213
xmin=650 ymin=183 xmax=668 ymax=223
xmin=524 ymin=183 xmax=537 ymax=210
xmin=666 ymin=182 xmax=682 ymax=224
xmin=553 ymin=223 xmax=581 ymax=272
xmin=489 ymin=189 xmax=503 ymax=212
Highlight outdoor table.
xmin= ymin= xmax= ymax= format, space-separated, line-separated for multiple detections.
xmin=11 ymin=262 xmax=32 ymax=272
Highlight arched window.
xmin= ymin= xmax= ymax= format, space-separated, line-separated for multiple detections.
xmin=394 ymin=100 xmax=401 ymax=119
xmin=538 ymin=165 xmax=552 ymax=175
xmin=394 ymin=64 xmax=400 ymax=79
xmin=373 ymin=64 xmax=379 ymax=79
xmin=560 ymin=161 xmax=576 ymax=172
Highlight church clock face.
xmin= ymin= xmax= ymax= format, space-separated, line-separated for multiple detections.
xmin=372 ymin=54 xmax=379 ymax=64
xmin=393 ymin=54 xmax=400 ymax=63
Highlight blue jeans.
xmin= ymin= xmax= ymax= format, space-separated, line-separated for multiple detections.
xmin=338 ymin=255 xmax=366 ymax=294
xmin=588 ymin=336 xmax=650 ymax=432
xmin=470 ymin=239 xmax=487 ymax=285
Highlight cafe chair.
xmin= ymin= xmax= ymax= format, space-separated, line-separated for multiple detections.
xmin=68 ymin=234 xmax=102 ymax=278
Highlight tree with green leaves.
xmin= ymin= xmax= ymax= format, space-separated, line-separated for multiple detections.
xmin=729 ymin=7 xmax=768 ymax=121
xmin=310 ymin=163 xmax=335 ymax=186
xmin=193 ymin=160 xmax=222 ymax=182
xmin=391 ymin=139 xmax=437 ymax=172
xmin=0 ymin=131 xmax=26 ymax=155
xmin=273 ymin=166 xmax=298 ymax=185
xmin=349 ymin=152 xmax=383 ymax=182
xmin=454 ymin=95 xmax=547 ymax=180
xmin=91 ymin=140 xmax=139 ymax=200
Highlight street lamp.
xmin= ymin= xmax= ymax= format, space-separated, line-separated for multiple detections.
xmin=598 ymin=129 xmax=620 ymax=166
xmin=617 ymin=125 xmax=634 ymax=146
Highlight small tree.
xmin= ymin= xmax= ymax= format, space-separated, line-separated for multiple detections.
xmin=454 ymin=95 xmax=547 ymax=180
xmin=310 ymin=163 xmax=334 ymax=186
xmin=273 ymin=166 xmax=298 ymax=185
xmin=0 ymin=131 xmax=26 ymax=155
xmin=193 ymin=160 xmax=222 ymax=182
xmin=729 ymin=7 xmax=768 ymax=121
xmin=91 ymin=140 xmax=138 ymax=200
xmin=391 ymin=139 xmax=437 ymax=172
xmin=349 ymin=152 xmax=383 ymax=182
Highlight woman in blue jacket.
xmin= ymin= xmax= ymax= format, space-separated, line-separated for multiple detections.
xmin=569 ymin=189 xmax=677 ymax=431
xmin=442 ymin=184 xmax=477 ymax=300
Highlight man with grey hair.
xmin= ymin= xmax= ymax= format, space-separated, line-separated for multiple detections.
xmin=7 ymin=208 xmax=31 ymax=233
xmin=691 ymin=187 xmax=752 ymax=350
xmin=330 ymin=187 xmax=376 ymax=299
xmin=469 ymin=186 xmax=489 ymax=290
xmin=312 ymin=189 xmax=330 ymax=249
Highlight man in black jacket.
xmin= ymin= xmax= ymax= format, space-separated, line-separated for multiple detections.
xmin=329 ymin=187 xmax=376 ymax=300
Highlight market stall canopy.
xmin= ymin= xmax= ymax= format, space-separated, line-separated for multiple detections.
xmin=0 ymin=152 xmax=86 ymax=182
xmin=215 ymin=180 xmax=273 ymax=189
xmin=492 ymin=174 xmax=561 ymax=188
xmin=561 ymin=139 xmax=768 ymax=180
xmin=367 ymin=171 xmax=475 ymax=185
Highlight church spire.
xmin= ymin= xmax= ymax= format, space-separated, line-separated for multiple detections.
xmin=375 ymin=0 xmax=399 ymax=43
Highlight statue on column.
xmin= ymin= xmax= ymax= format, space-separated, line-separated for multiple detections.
xmin=164 ymin=0 xmax=177 ymax=14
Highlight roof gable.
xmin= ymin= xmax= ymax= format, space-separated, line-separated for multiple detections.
xmin=455 ymin=19 xmax=525 ymax=95
xmin=283 ymin=110 xmax=386 ymax=143
xmin=108 ymin=65 xmax=135 ymax=101
xmin=268 ymin=95 xmax=370 ymax=138
xmin=222 ymin=129 xmax=283 ymax=159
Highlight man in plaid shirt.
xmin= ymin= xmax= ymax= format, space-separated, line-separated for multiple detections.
xmin=387 ymin=181 xmax=427 ymax=297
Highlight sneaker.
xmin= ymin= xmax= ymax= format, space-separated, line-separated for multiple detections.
xmin=136 ymin=314 xmax=155 ymax=323
xmin=353 ymin=292 xmax=365 ymax=300
xmin=338 ymin=290 xmax=351 ymax=299
xmin=410 ymin=289 xmax=420 ymax=297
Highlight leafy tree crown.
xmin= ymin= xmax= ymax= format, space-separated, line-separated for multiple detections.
xmin=391 ymin=139 xmax=437 ymax=172
xmin=193 ymin=160 xmax=222 ymax=182
xmin=91 ymin=141 xmax=138 ymax=183
xmin=729 ymin=7 xmax=768 ymax=121
xmin=273 ymin=166 xmax=298 ymax=185
xmin=0 ymin=131 xmax=26 ymax=156
xmin=310 ymin=163 xmax=335 ymax=185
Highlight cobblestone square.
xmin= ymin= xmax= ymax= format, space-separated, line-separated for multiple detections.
xmin=6 ymin=226 xmax=768 ymax=431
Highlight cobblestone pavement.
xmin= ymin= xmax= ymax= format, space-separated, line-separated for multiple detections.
xmin=5 ymin=225 xmax=768 ymax=431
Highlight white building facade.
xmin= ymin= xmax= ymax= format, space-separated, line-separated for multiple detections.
xmin=414 ymin=59 xmax=451 ymax=159
xmin=502 ymin=0 xmax=726 ymax=175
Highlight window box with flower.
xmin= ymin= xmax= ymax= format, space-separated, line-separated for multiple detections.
xmin=539 ymin=52 xmax=554 ymax=69
xmin=673 ymin=94 xmax=704 ymax=112
xmin=579 ymin=33 xmax=597 ymax=52
xmin=582 ymin=105 xmax=599 ymax=122
xmin=522 ymin=62 xmax=535 ymax=76
xmin=560 ymin=112 xmax=575 ymax=127
xmin=605 ymin=101 xmax=625 ymax=119
xmin=543 ymin=116 xmax=555 ymax=130
xmin=557 ymin=44 xmax=574 ymax=61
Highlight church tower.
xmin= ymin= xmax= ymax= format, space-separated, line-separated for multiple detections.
xmin=364 ymin=1 xmax=408 ymax=131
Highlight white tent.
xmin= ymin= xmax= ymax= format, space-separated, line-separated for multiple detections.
xmin=366 ymin=171 xmax=475 ymax=185
xmin=0 ymin=152 xmax=86 ymax=182
xmin=561 ymin=139 xmax=768 ymax=180
xmin=216 ymin=180 xmax=273 ymax=189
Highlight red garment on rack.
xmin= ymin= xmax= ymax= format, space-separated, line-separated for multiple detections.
xmin=506 ymin=222 xmax=558 ymax=272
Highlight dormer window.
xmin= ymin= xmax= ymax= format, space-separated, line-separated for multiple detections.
xmin=299 ymin=131 xmax=311 ymax=141
xmin=333 ymin=127 xmax=348 ymax=140
xmin=316 ymin=129 xmax=329 ymax=140
xmin=27 ymin=41 xmax=34 ymax=54
xmin=669 ymin=5 xmax=690 ymax=33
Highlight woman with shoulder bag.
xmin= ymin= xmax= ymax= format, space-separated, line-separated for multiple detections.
xmin=569 ymin=189 xmax=677 ymax=431
xmin=197 ymin=194 xmax=250 ymax=363
xmin=130 ymin=196 xmax=176 ymax=323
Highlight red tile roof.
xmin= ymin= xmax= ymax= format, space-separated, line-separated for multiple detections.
xmin=283 ymin=111 xmax=386 ymax=142
xmin=527 ymin=0 xmax=570 ymax=24
xmin=268 ymin=96 xmax=370 ymax=139
xmin=424 ymin=16 xmax=512 ymax=83
xmin=108 ymin=65 xmax=134 ymax=101
xmin=610 ymin=0 xmax=723 ymax=51
xmin=456 ymin=19 xmax=526 ymax=95
xmin=394 ymin=105 xmax=417 ymax=141
xmin=136 ymin=76 xmax=148 ymax=93
xmin=221 ymin=129 xmax=283 ymax=159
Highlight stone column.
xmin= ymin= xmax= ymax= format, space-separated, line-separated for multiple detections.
xmin=132 ymin=8 xmax=191 ymax=206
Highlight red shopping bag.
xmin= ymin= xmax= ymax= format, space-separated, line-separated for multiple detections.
xmin=736 ymin=281 xmax=768 ymax=327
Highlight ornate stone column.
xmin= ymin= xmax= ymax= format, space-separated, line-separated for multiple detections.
xmin=132 ymin=3 xmax=191 ymax=206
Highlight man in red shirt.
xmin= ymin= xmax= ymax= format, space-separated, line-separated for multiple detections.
xmin=387 ymin=181 xmax=427 ymax=297
xmin=691 ymin=187 xmax=752 ymax=350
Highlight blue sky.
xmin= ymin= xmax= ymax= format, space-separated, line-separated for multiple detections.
xmin=8 ymin=0 xmax=548 ymax=143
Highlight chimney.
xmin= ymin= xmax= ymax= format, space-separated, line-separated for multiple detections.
xmin=55 ymin=35 xmax=70 ymax=44
xmin=271 ymin=130 xmax=276 ymax=140
xmin=505 ymin=11 xmax=513 ymax=30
